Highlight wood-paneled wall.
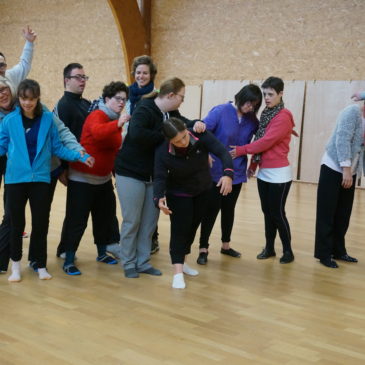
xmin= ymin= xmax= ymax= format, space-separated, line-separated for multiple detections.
xmin=183 ymin=80 xmax=365 ymax=184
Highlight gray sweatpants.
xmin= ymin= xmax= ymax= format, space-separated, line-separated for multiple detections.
xmin=116 ymin=175 xmax=160 ymax=271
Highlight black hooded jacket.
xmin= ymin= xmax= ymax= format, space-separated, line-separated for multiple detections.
xmin=114 ymin=97 xmax=194 ymax=181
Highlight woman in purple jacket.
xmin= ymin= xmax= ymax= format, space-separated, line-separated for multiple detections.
xmin=197 ymin=84 xmax=262 ymax=264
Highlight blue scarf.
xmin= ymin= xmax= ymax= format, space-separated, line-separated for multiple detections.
xmin=129 ymin=81 xmax=154 ymax=114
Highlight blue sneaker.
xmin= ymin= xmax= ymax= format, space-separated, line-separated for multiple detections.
xmin=63 ymin=264 xmax=81 ymax=275
xmin=96 ymin=254 xmax=117 ymax=265
xmin=29 ymin=261 xmax=38 ymax=272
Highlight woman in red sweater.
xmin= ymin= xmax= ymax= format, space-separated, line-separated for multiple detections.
xmin=61 ymin=81 xmax=130 ymax=275
xmin=230 ymin=77 xmax=295 ymax=264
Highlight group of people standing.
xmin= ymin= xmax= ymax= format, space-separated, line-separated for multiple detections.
xmin=0 ymin=27 xmax=363 ymax=289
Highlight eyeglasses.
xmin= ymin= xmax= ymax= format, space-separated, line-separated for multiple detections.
xmin=0 ymin=86 xmax=10 ymax=95
xmin=244 ymin=101 xmax=256 ymax=109
xmin=113 ymin=96 xmax=127 ymax=103
xmin=0 ymin=63 xmax=7 ymax=68
xmin=175 ymin=93 xmax=185 ymax=101
xmin=68 ymin=75 xmax=89 ymax=81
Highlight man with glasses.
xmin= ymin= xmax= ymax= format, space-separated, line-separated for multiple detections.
xmin=0 ymin=26 xmax=37 ymax=90
xmin=54 ymin=63 xmax=91 ymax=141
xmin=53 ymin=63 xmax=91 ymax=259
xmin=54 ymin=63 xmax=122 ymax=264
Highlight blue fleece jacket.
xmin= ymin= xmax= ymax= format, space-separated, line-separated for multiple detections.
xmin=0 ymin=107 xmax=89 ymax=184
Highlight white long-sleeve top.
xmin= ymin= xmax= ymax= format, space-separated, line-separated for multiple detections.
xmin=5 ymin=41 xmax=33 ymax=90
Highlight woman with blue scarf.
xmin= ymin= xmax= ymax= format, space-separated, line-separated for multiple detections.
xmin=127 ymin=55 xmax=157 ymax=115
xmin=127 ymin=55 xmax=160 ymax=255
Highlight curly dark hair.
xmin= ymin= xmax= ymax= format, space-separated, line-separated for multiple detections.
xmin=102 ymin=81 xmax=129 ymax=101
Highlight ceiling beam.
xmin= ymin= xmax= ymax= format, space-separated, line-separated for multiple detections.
xmin=107 ymin=0 xmax=151 ymax=83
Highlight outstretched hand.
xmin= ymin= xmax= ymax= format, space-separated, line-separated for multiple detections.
xmin=22 ymin=26 xmax=37 ymax=43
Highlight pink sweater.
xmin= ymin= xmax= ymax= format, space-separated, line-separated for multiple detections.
xmin=236 ymin=108 xmax=294 ymax=169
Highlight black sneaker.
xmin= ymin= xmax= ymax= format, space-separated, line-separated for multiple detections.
xmin=320 ymin=258 xmax=338 ymax=268
xmin=63 ymin=264 xmax=81 ymax=275
xmin=197 ymin=252 xmax=208 ymax=265
xmin=280 ymin=251 xmax=294 ymax=264
xmin=257 ymin=248 xmax=276 ymax=260
xmin=333 ymin=254 xmax=358 ymax=263
xmin=220 ymin=248 xmax=241 ymax=258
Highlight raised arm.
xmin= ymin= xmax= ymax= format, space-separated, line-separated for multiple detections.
xmin=5 ymin=26 xmax=37 ymax=88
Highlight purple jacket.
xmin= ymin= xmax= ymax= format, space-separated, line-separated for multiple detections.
xmin=204 ymin=102 xmax=258 ymax=184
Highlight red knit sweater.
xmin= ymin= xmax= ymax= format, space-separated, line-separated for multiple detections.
xmin=71 ymin=110 xmax=122 ymax=176
xmin=236 ymin=109 xmax=294 ymax=168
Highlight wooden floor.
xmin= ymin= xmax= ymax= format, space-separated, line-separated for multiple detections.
xmin=0 ymin=180 xmax=365 ymax=364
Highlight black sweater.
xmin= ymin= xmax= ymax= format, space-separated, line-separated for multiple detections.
xmin=153 ymin=129 xmax=234 ymax=201
xmin=114 ymin=97 xmax=194 ymax=181
xmin=54 ymin=91 xmax=90 ymax=141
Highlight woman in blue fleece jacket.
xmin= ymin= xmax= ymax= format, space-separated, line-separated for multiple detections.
xmin=0 ymin=79 xmax=93 ymax=282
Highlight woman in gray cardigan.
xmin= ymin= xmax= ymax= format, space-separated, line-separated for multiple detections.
xmin=314 ymin=102 xmax=364 ymax=268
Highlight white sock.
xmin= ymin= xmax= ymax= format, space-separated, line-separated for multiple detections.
xmin=8 ymin=260 xmax=21 ymax=282
xmin=183 ymin=263 xmax=199 ymax=276
xmin=38 ymin=268 xmax=52 ymax=280
xmin=172 ymin=273 xmax=185 ymax=289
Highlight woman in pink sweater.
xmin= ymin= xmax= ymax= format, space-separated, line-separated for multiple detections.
xmin=230 ymin=77 xmax=295 ymax=264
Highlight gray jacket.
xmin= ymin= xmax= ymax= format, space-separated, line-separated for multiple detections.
xmin=326 ymin=104 xmax=364 ymax=176
xmin=51 ymin=113 xmax=83 ymax=171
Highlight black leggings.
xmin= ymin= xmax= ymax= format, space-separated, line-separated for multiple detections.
xmin=257 ymin=178 xmax=292 ymax=253
xmin=7 ymin=182 xmax=51 ymax=268
xmin=0 ymin=178 xmax=57 ymax=270
xmin=168 ymin=190 xmax=210 ymax=264
xmin=199 ymin=183 xmax=242 ymax=249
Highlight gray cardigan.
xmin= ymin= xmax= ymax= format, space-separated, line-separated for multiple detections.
xmin=326 ymin=104 xmax=364 ymax=176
